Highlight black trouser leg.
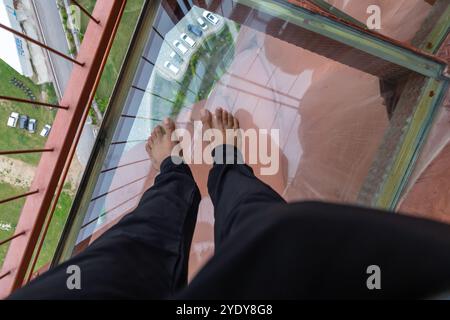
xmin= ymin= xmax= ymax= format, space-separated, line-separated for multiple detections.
xmin=207 ymin=145 xmax=286 ymax=248
xmin=181 ymin=201 xmax=450 ymax=299
xmin=9 ymin=158 xmax=201 ymax=300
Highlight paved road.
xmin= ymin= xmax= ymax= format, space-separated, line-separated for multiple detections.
xmin=32 ymin=0 xmax=73 ymax=96
xmin=32 ymin=0 xmax=96 ymax=167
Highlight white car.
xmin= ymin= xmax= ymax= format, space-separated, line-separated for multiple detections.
xmin=197 ymin=17 xmax=207 ymax=30
xmin=202 ymin=10 xmax=220 ymax=25
xmin=164 ymin=61 xmax=180 ymax=75
xmin=28 ymin=118 xmax=37 ymax=133
xmin=173 ymin=40 xmax=188 ymax=55
xmin=180 ymin=33 xmax=196 ymax=47
xmin=40 ymin=124 xmax=51 ymax=137
xmin=7 ymin=112 xmax=19 ymax=128
xmin=170 ymin=51 xmax=183 ymax=63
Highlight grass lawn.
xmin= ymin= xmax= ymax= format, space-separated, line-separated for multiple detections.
xmin=0 ymin=57 xmax=65 ymax=269
xmin=0 ymin=182 xmax=73 ymax=271
xmin=0 ymin=0 xmax=144 ymax=273
xmin=0 ymin=182 xmax=26 ymax=268
xmin=78 ymin=0 xmax=145 ymax=114
xmin=0 ymin=59 xmax=57 ymax=166
xmin=35 ymin=186 xmax=73 ymax=270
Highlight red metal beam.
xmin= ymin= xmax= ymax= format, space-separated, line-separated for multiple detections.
xmin=71 ymin=0 xmax=101 ymax=24
xmin=0 ymin=232 xmax=26 ymax=247
xmin=0 ymin=190 xmax=39 ymax=205
xmin=0 ymin=272 xmax=11 ymax=281
xmin=0 ymin=0 xmax=127 ymax=297
xmin=0 ymin=95 xmax=68 ymax=109
xmin=0 ymin=149 xmax=53 ymax=156
xmin=25 ymin=0 xmax=128 ymax=284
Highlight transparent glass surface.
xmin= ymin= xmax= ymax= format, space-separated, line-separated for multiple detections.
xmin=72 ymin=0 xmax=429 ymax=277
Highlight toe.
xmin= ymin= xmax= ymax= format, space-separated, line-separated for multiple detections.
xmin=163 ymin=117 xmax=175 ymax=135
xmin=200 ymin=109 xmax=212 ymax=129
xmin=154 ymin=125 xmax=164 ymax=138
xmin=146 ymin=136 xmax=153 ymax=158
xmin=227 ymin=112 xmax=234 ymax=128
xmin=215 ymin=107 xmax=223 ymax=121
xmin=150 ymin=127 xmax=158 ymax=139
xmin=233 ymin=117 xmax=239 ymax=129
xmin=214 ymin=108 xmax=223 ymax=128
xmin=222 ymin=109 xmax=229 ymax=127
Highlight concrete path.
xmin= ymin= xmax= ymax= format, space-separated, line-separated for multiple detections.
xmin=32 ymin=0 xmax=73 ymax=96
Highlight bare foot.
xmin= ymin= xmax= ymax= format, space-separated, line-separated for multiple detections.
xmin=200 ymin=107 xmax=240 ymax=147
xmin=146 ymin=118 xmax=179 ymax=171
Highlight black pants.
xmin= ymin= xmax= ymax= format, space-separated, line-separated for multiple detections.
xmin=9 ymin=147 xmax=450 ymax=299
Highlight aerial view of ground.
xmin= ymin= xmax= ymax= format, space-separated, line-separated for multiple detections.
xmin=0 ymin=58 xmax=72 ymax=270
xmin=77 ymin=0 xmax=145 ymax=117
xmin=0 ymin=0 xmax=144 ymax=272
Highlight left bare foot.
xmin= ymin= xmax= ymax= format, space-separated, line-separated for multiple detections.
xmin=146 ymin=118 xmax=179 ymax=171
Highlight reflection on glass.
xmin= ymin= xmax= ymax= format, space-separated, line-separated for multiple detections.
xmin=73 ymin=0 xmax=427 ymax=278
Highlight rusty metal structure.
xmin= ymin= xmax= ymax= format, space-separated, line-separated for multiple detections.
xmin=0 ymin=0 xmax=127 ymax=296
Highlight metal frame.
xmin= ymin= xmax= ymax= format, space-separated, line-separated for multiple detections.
xmin=25 ymin=0 xmax=129 ymax=284
xmin=0 ymin=0 xmax=127 ymax=297
xmin=0 ymin=95 xmax=68 ymax=109
xmin=239 ymin=0 xmax=447 ymax=79
xmin=238 ymin=0 xmax=450 ymax=210
xmin=70 ymin=0 xmax=101 ymax=24
xmin=365 ymin=0 xmax=450 ymax=209
xmin=376 ymin=79 xmax=448 ymax=208
xmin=53 ymin=0 xmax=157 ymax=266
xmin=305 ymin=0 xmax=367 ymax=28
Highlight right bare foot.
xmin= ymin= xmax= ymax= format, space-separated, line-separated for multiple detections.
xmin=200 ymin=107 xmax=240 ymax=148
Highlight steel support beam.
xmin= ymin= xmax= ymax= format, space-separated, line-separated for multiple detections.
xmin=238 ymin=0 xmax=447 ymax=79
xmin=0 ymin=0 xmax=127 ymax=297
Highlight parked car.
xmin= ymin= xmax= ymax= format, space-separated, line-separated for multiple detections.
xmin=180 ymin=33 xmax=196 ymax=47
xmin=202 ymin=10 xmax=220 ymax=25
xmin=7 ymin=112 xmax=19 ymax=128
xmin=40 ymin=124 xmax=51 ymax=137
xmin=188 ymin=24 xmax=203 ymax=37
xmin=28 ymin=118 xmax=37 ymax=133
xmin=19 ymin=115 xmax=28 ymax=129
xmin=197 ymin=17 xmax=207 ymax=30
xmin=164 ymin=61 xmax=180 ymax=75
xmin=170 ymin=51 xmax=183 ymax=64
xmin=173 ymin=40 xmax=188 ymax=55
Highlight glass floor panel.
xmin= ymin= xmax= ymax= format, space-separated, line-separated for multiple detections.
xmin=66 ymin=0 xmax=435 ymax=278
